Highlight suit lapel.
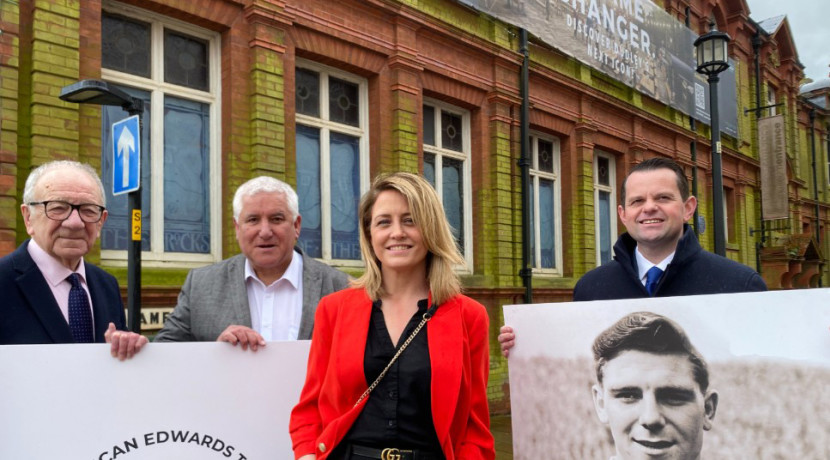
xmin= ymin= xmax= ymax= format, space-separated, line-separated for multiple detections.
xmin=340 ymin=292 xmax=373 ymax=397
xmin=428 ymin=298 xmax=463 ymax=448
xmin=229 ymin=255 xmax=253 ymax=327
xmin=12 ymin=242 xmax=74 ymax=343
xmin=299 ymin=250 xmax=321 ymax=340
xmin=85 ymin=269 xmax=115 ymax=342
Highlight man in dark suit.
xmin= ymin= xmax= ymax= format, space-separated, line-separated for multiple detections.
xmin=499 ymin=157 xmax=766 ymax=356
xmin=154 ymin=176 xmax=350 ymax=350
xmin=0 ymin=160 xmax=146 ymax=359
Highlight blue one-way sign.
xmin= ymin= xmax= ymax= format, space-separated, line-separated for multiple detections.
xmin=112 ymin=115 xmax=141 ymax=195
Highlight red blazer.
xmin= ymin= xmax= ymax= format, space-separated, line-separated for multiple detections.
xmin=290 ymin=287 xmax=495 ymax=460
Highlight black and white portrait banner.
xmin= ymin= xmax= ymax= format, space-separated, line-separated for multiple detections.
xmin=503 ymin=289 xmax=830 ymax=460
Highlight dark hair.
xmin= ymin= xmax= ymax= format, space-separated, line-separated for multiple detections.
xmin=620 ymin=157 xmax=690 ymax=205
xmin=592 ymin=311 xmax=709 ymax=392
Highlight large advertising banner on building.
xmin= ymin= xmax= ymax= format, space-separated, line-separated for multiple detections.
xmin=503 ymin=289 xmax=830 ymax=460
xmin=457 ymin=0 xmax=739 ymax=137
xmin=0 ymin=341 xmax=311 ymax=459
xmin=759 ymin=114 xmax=789 ymax=219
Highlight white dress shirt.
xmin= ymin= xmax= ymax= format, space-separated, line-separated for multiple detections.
xmin=634 ymin=246 xmax=674 ymax=287
xmin=244 ymin=249 xmax=304 ymax=341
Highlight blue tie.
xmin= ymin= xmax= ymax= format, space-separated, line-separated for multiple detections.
xmin=645 ymin=266 xmax=663 ymax=296
xmin=67 ymin=273 xmax=94 ymax=343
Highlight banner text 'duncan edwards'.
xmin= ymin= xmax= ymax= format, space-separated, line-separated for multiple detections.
xmin=97 ymin=430 xmax=248 ymax=460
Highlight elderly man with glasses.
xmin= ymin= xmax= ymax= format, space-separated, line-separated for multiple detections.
xmin=0 ymin=160 xmax=147 ymax=359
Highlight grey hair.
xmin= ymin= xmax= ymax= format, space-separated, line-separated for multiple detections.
xmin=23 ymin=160 xmax=106 ymax=207
xmin=232 ymin=176 xmax=299 ymax=221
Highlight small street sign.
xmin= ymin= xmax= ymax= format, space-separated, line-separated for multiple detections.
xmin=112 ymin=115 xmax=140 ymax=195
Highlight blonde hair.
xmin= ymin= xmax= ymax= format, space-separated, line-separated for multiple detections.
xmin=353 ymin=172 xmax=464 ymax=305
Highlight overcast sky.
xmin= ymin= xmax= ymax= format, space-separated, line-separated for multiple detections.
xmin=747 ymin=0 xmax=829 ymax=83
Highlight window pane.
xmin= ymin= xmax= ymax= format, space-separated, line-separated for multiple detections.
xmin=164 ymin=30 xmax=208 ymax=91
xmin=296 ymin=125 xmax=322 ymax=258
xmin=530 ymin=184 xmax=536 ymax=267
xmin=102 ymin=13 xmax=150 ymax=77
xmin=537 ymin=139 xmax=554 ymax=173
xmin=423 ymin=105 xmax=435 ymax=146
xmin=424 ymin=153 xmax=435 ymax=187
xmin=539 ymin=179 xmax=555 ymax=269
xmin=599 ymin=190 xmax=612 ymax=264
xmin=100 ymin=86 xmax=152 ymax=251
xmin=329 ymin=77 xmax=359 ymax=127
xmin=441 ymin=111 xmax=463 ymax=152
xmin=443 ymin=157 xmax=464 ymax=254
xmin=330 ymin=133 xmax=360 ymax=260
xmin=163 ymin=96 xmax=211 ymax=253
xmin=597 ymin=156 xmax=610 ymax=186
xmin=296 ymin=68 xmax=320 ymax=117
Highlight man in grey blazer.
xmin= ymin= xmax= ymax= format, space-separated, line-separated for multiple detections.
xmin=154 ymin=176 xmax=350 ymax=349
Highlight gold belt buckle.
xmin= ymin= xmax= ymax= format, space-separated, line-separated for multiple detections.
xmin=381 ymin=448 xmax=401 ymax=460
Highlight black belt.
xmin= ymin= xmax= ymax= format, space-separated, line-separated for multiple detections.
xmin=348 ymin=444 xmax=443 ymax=460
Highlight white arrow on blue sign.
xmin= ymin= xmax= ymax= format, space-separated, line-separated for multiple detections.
xmin=112 ymin=115 xmax=141 ymax=195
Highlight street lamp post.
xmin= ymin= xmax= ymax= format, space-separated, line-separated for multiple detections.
xmin=694 ymin=23 xmax=731 ymax=257
xmin=60 ymin=79 xmax=144 ymax=334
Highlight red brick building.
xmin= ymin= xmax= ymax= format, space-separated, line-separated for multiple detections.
xmin=1 ymin=0 xmax=828 ymax=411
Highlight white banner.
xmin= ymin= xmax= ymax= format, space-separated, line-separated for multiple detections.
xmin=504 ymin=289 xmax=830 ymax=460
xmin=0 ymin=341 xmax=311 ymax=460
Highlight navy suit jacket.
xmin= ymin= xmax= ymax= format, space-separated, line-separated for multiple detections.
xmin=0 ymin=240 xmax=126 ymax=344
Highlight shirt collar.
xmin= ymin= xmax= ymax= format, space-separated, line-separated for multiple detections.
xmin=634 ymin=245 xmax=674 ymax=282
xmin=244 ymin=249 xmax=302 ymax=289
xmin=27 ymin=239 xmax=87 ymax=287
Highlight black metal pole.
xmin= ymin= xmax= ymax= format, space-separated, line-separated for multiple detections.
xmin=709 ymin=74 xmax=726 ymax=256
xmin=518 ymin=28 xmax=532 ymax=303
xmin=127 ymin=189 xmax=141 ymax=333
xmin=126 ymin=106 xmax=142 ymax=333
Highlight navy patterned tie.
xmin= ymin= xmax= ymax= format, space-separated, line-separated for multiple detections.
xmin=67 ymin=273 xmax=94 ymax=343
xmin=645 ymin=266 xmax=663 ymax=296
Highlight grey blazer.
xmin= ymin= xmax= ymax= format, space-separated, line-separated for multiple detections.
xmin=154 ymin=249 xmax=350 ymax=342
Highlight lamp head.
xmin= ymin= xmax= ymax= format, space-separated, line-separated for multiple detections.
xmin=59 ymin=79 xmax=143 ymax=114
xmin=694 ymin=28 xmax=731 ymax=76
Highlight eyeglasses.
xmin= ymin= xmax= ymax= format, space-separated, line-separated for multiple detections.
xmin=28 ymin=200 xmax=106 ymax=223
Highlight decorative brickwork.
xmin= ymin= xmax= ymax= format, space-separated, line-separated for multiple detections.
xmin=0 ymin=0 xmax=20 ymax=254
xmin=5 ymin=0 xmax=829 ymax=414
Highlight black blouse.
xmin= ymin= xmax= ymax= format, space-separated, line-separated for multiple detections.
xmin=334 ymin=298 xmax=443 ymax=456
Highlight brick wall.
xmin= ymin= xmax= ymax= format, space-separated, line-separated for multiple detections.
xmin=0 ymin=0 xmax=20 ymax=255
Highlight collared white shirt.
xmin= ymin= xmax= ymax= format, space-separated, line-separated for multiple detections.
xmin=27 ymin=239 xmax=94 ymax=328
xmin=244 ymin=249 xmax=304 ymax=341
xmin=634 ymin=246 xmax=674 ymax=287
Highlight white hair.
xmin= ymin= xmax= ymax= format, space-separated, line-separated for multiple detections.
xmin=23 ymin=160 xmax=106 ymax=207
xmin=232 ymin=176 xmax=299 ymax=221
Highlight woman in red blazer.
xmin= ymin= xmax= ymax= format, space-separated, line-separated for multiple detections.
xmin=290 ymin=173 xmax=494 ymax=460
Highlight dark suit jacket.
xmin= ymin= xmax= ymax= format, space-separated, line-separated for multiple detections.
xmin=574 ymin=224 xmax=767 ymax=300
xmin=289 ymin=288 xmax=495 ymax=460
xmin=0 ymin=240 xmax=127 ymax=344
xmin=153 ymin=248 xmax=351 ymax=342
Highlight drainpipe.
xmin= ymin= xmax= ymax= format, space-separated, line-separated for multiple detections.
xmin=809 ymin=108 xmax=822 ymax=287
xmin=686 ymin=8 xmax=700 ymax=236
xmin=690 ymin=117 xmax=699 ymax=235
xmin=752 ymin=31 xmax=764 ymax=273
xmin=518 ymin=28 xmax=533 ymax=303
